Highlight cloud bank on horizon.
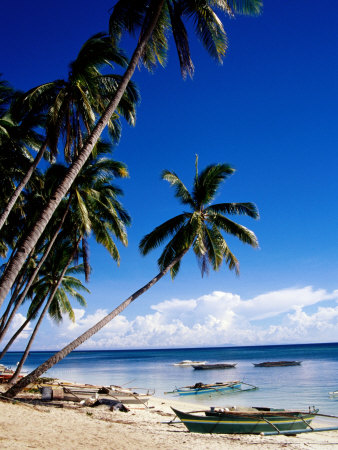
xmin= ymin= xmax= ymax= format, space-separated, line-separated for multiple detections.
xmin=11 ymin=286 xmax=338 ymax=350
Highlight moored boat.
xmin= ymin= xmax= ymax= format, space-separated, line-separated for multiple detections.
xmin=173 ymin=360 xmax=206 ymax=366
xmin=0 ymin=365 xmax=25 ymax=383
xmin=166 ymin=381 xmax=242 ymax=396
xmin=329 ymin=390 xmax=338 ymax=397
xmin=193 ymin=363 xmax=237 ymax=370
xmin=171 ymin=406 xmax=319 ymax=434
xmin=253 ymin=361 xmax=301 ymax=367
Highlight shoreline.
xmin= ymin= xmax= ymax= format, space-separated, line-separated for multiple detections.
xmin=0 ymin=386 xmax=338 ymax=449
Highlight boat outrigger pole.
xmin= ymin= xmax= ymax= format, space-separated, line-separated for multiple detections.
xmin=261 ymin=426 xmax=338 ymax=436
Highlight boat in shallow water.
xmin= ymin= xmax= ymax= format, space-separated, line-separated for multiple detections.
xmin=173 ymin=360 xmax=206 ymax=366
xmin=193 ymin=363 xmax=237 ymax=370
xmin=253 ymin=361 xmax=301 ymax=367
xmin=171 ymin=406 xmax=320 ymax=434
xmin=329 ymin=390 xmax=338 ymax=397
xmin=165 ymin=380 xmax=257 ymax=396
xmin=166 ymin=381 xmax=241 ymax=396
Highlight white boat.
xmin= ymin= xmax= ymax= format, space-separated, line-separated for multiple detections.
xmin=173 ymin=360 xmax=206 ymax=366
xmin=329 ymin=390 xmax=338 ymax=397
xmin=108 ymin=385 xmax=155 ymax=405
xmin=60 ymin=382 xmax=154 ymax=407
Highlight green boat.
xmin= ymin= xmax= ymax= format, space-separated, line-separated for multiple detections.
xmin=171 ymin=406 xmax=319 ymax=434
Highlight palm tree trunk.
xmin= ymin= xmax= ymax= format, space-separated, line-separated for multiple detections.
xmin=0 ymin=142 xmax=48 ymax=231
xmin=0 ymin=247 xmax=36 ymax=334
xmin=4 ymin=249 xmax=187 ymax=397
xmin=8 ymin=238 xmax=81 ymax=385
xmin=0 ymin=196 xmax=72 ymax=344
xmin=0 ymin=295 xmax=47 ymax=360
xmin=0 ymin=0 xmax=165 ymax=308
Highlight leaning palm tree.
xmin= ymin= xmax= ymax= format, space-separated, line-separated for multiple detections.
xmin=0 ymin=32 xmax=138 ymax=232
xmin=0 ymin=0 xmax=262 ymax=308
xmin=0 ymin=145 xmax=129 ymax=344
xmin=4 ymin=157 xmax=259 ymax=397
xmin=8 ymin=240 xmax=89 ymax=384
xmin=0 ymin=92 xmax=44 ymax=240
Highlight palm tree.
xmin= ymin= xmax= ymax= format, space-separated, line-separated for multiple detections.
xmin=8 ymin=239 xmax=89 ymax=384
xmin=0 ymin=76 xmax=14 ymax=116
xmin=0 ymin=0 xmax=262 ymax=308
xmin=4 ymin=157 xmax=259 ymax=397
xmin=0 ymin=90 xmax=45 ymax=240
xmin=0 ymin=196 xmax=72 ymax=344
xmin=0 ymin=145 xmax=129 ymax=344
xmin=0 ymin=32 xmax=138 ymax=232
xmin=139 ymin=157 xmax=259 ymax=277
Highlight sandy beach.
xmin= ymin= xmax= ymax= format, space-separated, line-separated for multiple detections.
xmin=1 ymin=387 xmax=338 ymax=449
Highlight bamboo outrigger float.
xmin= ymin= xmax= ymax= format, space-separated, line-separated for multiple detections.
xmin=171 ymin=406 xmax=338 ymax=435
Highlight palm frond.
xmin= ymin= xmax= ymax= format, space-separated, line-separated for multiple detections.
xmin=157 ymin=222 xmax=195 ymax=274
xmin=208 ymin=212 xmax=259 ymax=247
xmin=206 ymin=202 xmax=259 ymax=219
xmin=168 ymin=0 xmax=194 ymax=79
xmin=162 ymin=170 xmax=195 ymax=207
xmin=193 ymin=163 xmax=235 ymax=206
xmin=226 ymin=0 xmax=262 ymax=15
xmin=74 ymin=189 xmax=91 ymax=234
xmin=140 ymin=3 xmax=169 ymax=71
xmin=183 ymin=1 xmax=227 ymax=63
xmin=139 ymin=213 xmax=189 ymax=255
xmin=109 ymin=0 xmax=148 ymax=43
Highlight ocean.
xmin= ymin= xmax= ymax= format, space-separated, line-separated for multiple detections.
xmin=3 ymin=343 xmax=338 ymax=415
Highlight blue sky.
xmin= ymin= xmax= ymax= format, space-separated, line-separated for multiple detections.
xmin=1 ymin=1 xmax=338 ymax=350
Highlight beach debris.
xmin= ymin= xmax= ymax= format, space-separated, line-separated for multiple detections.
xmin=110 ymin=401 xmax=130 ymax=412
xmin=87 ymin=398 xmax=130 ymax=412
xmin=41 ymin=386 xmax=53 ymax=401
xmin=80 ymin=394 xmax=99 ymax=407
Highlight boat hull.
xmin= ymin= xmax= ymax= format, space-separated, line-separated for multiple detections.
xmin=193 ymin=364 xmax=236 ymax=370
xmin=172 ymin=408 xmax=318 ymax=434
xmin=0 ymin=370 xmax=24 ymax=383
xmin=253 ymin=361 xmax=301 ymax=367
xmin=173 ymin=361 xmax=206 ymax=366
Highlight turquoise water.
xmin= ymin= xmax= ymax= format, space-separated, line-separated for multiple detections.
xmin=3 ymin=343 xmax=338 ymax=415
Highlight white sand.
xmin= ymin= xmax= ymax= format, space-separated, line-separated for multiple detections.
xmin=0 ymin=392 xmax=338 ymax=449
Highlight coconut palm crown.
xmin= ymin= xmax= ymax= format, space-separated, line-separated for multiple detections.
xmin=140 ymin=157 xmax=259 ymax=278
xmin=110 ymin=0 xmax=262 ymax=79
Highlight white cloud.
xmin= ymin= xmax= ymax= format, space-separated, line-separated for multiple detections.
xmin=11 ymin=286 xmax=338 ymax=350
xmin=9 ymin=313 xmax=32 ymax=341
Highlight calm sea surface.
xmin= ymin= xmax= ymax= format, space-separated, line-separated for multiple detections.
xmin=4 ymin=343 xmax=338 ymax=415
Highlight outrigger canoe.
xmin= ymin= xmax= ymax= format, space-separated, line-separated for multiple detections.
xmin=171 ymin=406 xmax=322 ymax=434
xmin=173 ymin=360 xmax=206 ymax=366
xmin=193 ymin=363 xmax=237 ymax=370
xmin=253 ymin=361 xmax=301 ymax=367
xmin=165 ymin=381 xmax=257 ymax=396
xmin=0 ymin=365 xmax=24 ymax=383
